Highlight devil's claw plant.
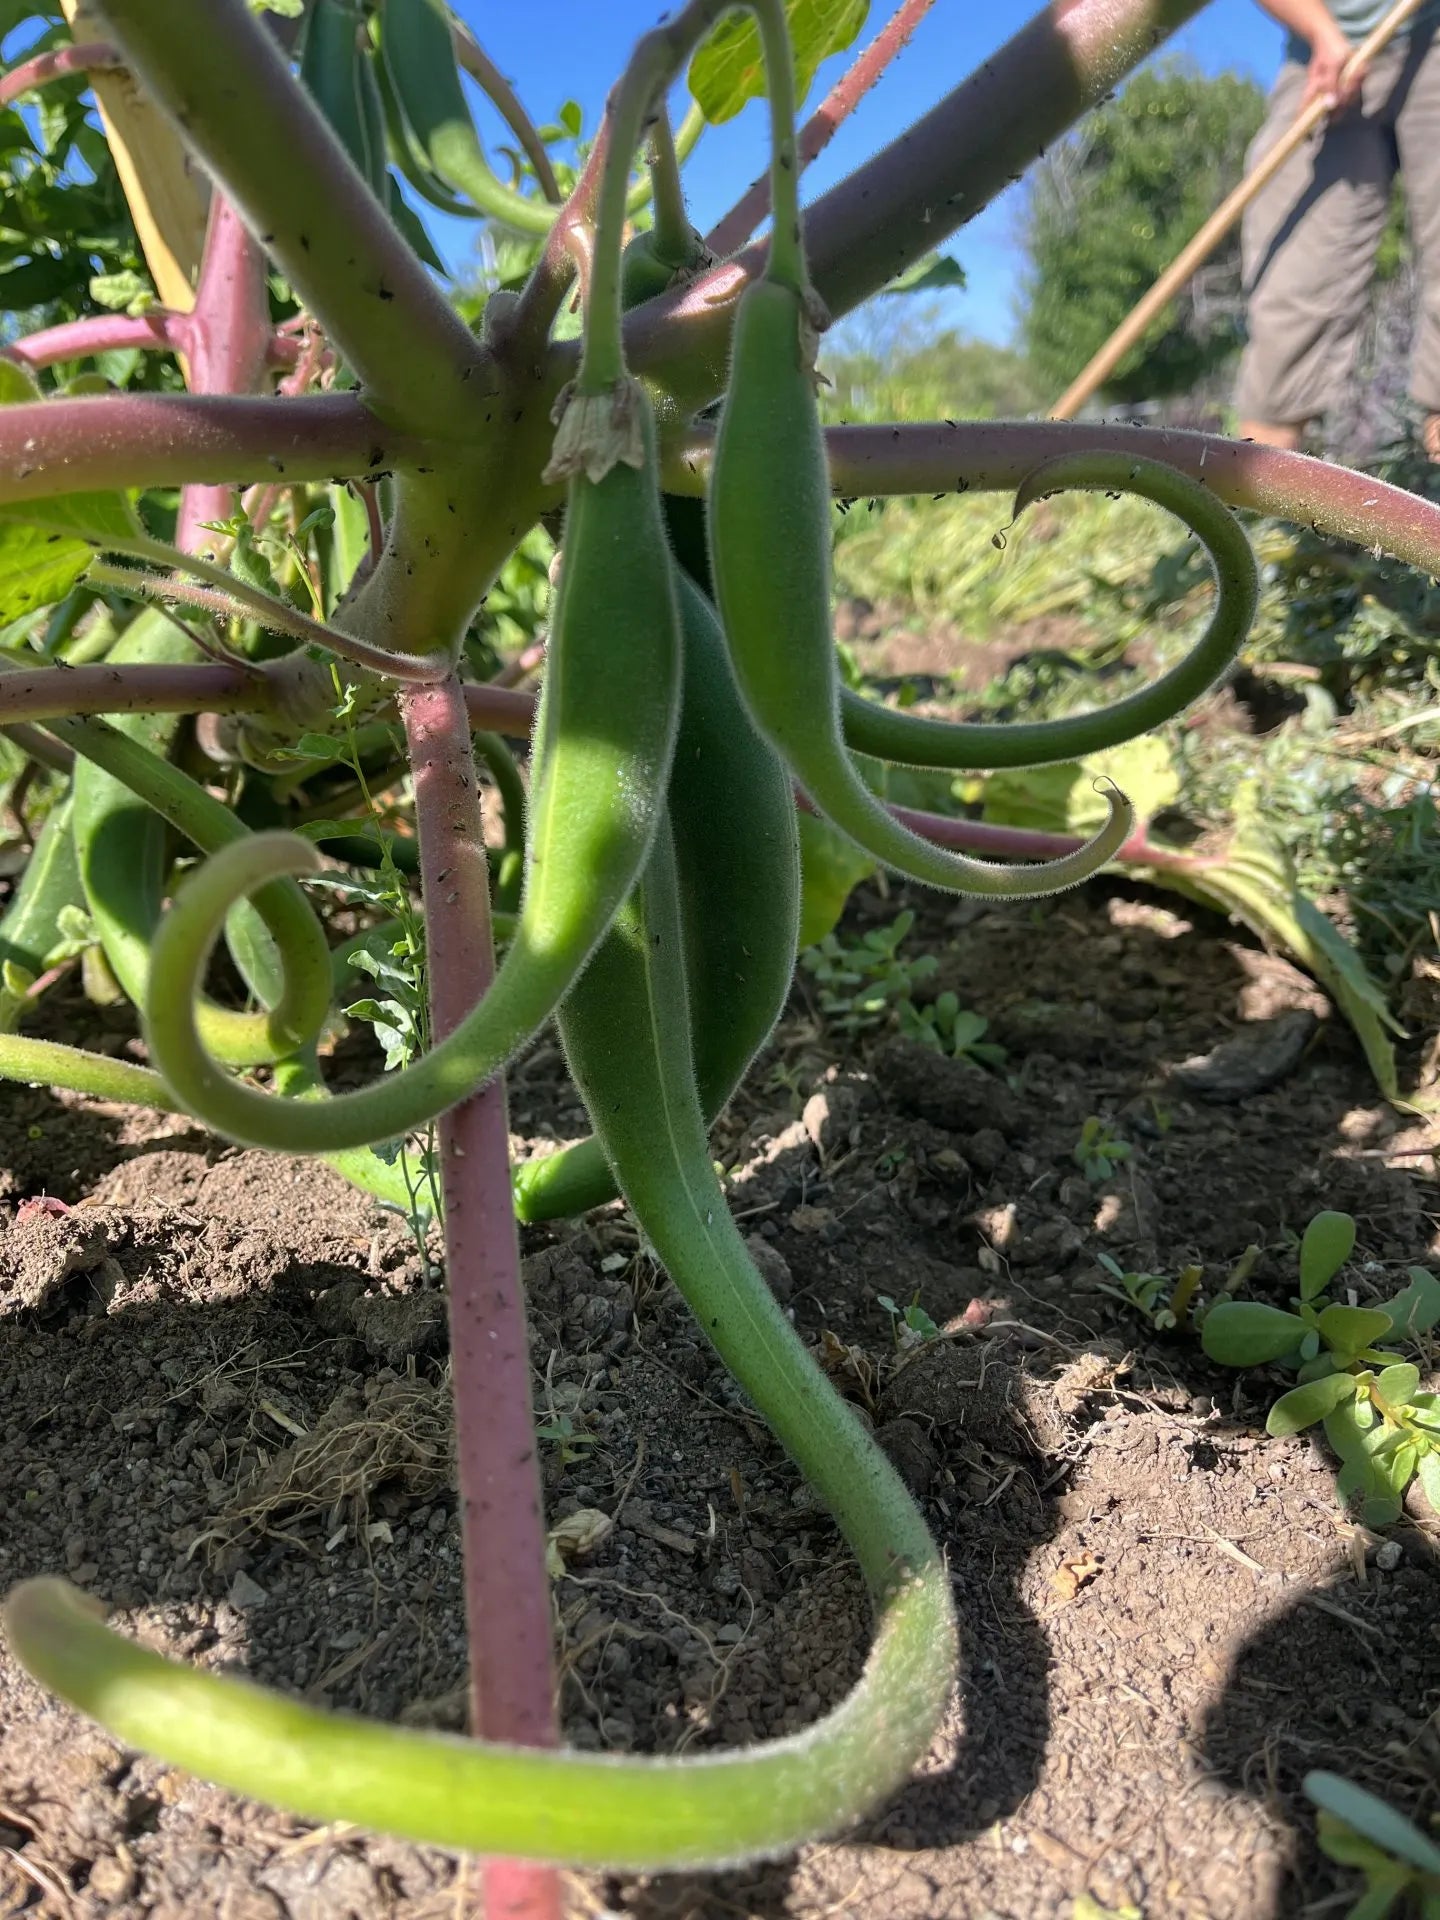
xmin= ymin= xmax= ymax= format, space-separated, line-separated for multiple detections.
xmin=5 ymin=0 xmax=1440 ymax=1911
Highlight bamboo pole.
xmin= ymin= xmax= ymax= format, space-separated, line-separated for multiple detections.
xmin=1049 ymin=0 xmax=1427 ymax=421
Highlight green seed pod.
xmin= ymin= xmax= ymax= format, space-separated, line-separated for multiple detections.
xmin=143 ymin=389 xmax=682 ymax=1155
xmin=514 ymin=565 xmax=799 ymax=1223
xmin=69 ymin=610 xmax=305 ymax=1068
xmin=379 ymin=0 xmax=552 ymax=233
xmin=708 ymin=278 xmax=1131 ymax=898
xmin=300 ymin=0 xmax=388 ymax=198
xmin=839 ymin=454 xmax=1258 ymax=772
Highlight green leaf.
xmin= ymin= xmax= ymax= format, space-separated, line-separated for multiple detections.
xmin=1316 ymin=1303 xmax=1395 ymax=1358
xmin=797 ymin=809 xmax=874 ymax=949
xmin=1417 ymin=1451 xmax=1440 ymax=1516
xmin=1375 ymin=1363 xmax=1420 ymax=1408
xmin=0 ymin=360 xmax=39 ymax=405
xmin=1200 ymin=1301 xmax=1306 ymax=1367
xmin=1151 ymin=822 xmax=1401 ymax=1104
xmin=1384 ymin=1268 xmax=1440 ymax=1338
xmin=880 ymin=254 xmax=967 ymax=296
xmin=1300 ymin=1211 xmax=1356 ymax=1299
xmin=1266 ymin=1372 xmax=1355 ymax=1438
xmin=984 ymin=732 xmax=1181 ymax=838
xmin=0 ymin=519 xmax=101 ymax=622
xmin=689 ymin=0 xmax=868 ymax=124
xmin=87 ymin=269 xmax=154 ymax=315
xmin=1324 ymin=1395 xmax=1378 ymax=1462
xmin=1304 ymin=1775 xmax=1440 ymax=1876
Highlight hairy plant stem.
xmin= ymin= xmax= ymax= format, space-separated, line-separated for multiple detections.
xmin=0 ymin=39 xmax=122 ymax=107
xmin=704 ymin=0 xmax=939 ymax=259
xmin=176 ymin=193 xmax=274 ymax=552
xmin=5 ymin=312 xmax=301 ymax=372
xmin=621 ymin=0 xmax=1210 ymax=403
xmin=0 ymin=392 xmax=409 ymax=504
xmin=661 ymin=420 xmax=1440 ymax=581
xmin=0 ymin=660 xmax=267 ymax=724
xmin=91 ymin=533 xmax=446 ymax=681
xmin=579 ymin=0 xmax=796 ymax=393
xmin=449 ymin=19 xmax=561 ymax=203
xmin=645 ymin=103 xmax=693 ymax=267
xmin=96 ymin=0 xmax=485 ymax=428
xmin=398 ymin=677 xmax=560 ymax=1920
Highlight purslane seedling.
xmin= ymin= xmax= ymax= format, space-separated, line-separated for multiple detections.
xmin=1202 ymin=1210 xmax=1440 ymax=1527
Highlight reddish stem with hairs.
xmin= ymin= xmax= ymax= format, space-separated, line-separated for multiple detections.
xmin=398 ymin=677 xmax=560 ymax=1920
xmin=705 ymin=0 xmax=940 ymax=259
xmin=0 ymin=41 xmax=121 ymax=109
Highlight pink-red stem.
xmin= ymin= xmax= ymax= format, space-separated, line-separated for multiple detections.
xmin=0 ymin=41 xmax=122 ymax=109
xmin=6 ymin=314 xmax=300 ymax=372
xmin=398 ymin=677 xmax=560 ymax=1920
xmin=0 ymin=391 xmax=407 ymax=504
xmin=0 ymin=661 xmax=264 ymax=724
xmin=704 ymin=0 xmax=939 ymax=259
xmin=177 ymin=194 xmax=276 ymax=552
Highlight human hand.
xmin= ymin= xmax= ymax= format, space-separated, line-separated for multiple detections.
xmin=1304 ymin=20 xmax=1364 ymax=112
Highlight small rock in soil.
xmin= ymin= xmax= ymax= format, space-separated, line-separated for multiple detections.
xmin=744 ymin=1233 xmax=794 ymax=1302
xmin=1170 ymin=1008 xmax=1317 ymax=1101
xmin=876 ymin=1416 xmax=939 ymax=1494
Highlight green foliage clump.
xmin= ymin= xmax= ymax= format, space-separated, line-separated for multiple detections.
xmin=1020 ymin=61 xmax=1264 ymax=404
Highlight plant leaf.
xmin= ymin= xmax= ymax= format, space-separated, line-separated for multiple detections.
xmin=1316 ymin=1303 xmax=1395 ymax=1358
xmin=1324 ymin=1395 xmax=1378 ymax=1462
xmin=0 ymin=521 xmax=93 ymax=624
xmin=797 ymin=810 xmax=874 ymax=949
xmin=1304 ymin=1774 xmax=1440 ymax=1876
xmin=1299 ymin=1210 xmax=1356 ymax=1298
xmin=1266 ymin=1372 xmax=1355 ymax=1437
xmin=1384 ymin=1267 xmax=1440 ymax=1338
xmin=1200 ymin=1301 xmax=1306 ymax=1367
xmin=1416 ymin=1450 xmax=1440 ymax=1516
xmin=689 ymin=0 xmax=869 ymax=123
xmin=880 ymin=254 xmax=966 ymax=296
xmin=1375 ymin=1363 xmax=1420 ymax=1408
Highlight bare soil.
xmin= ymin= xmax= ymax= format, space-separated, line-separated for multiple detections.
xmin=2 ymin=873 xmax=1439 ymax=1920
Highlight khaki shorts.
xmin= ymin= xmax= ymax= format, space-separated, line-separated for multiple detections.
xmin=1236 ymin=29 xmax=1440 ymax=425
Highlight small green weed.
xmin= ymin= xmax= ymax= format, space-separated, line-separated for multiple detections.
xmin=536 ymin=1411 xmax=597 ymax=1466
xmin=1073 ymin=1115 xmax=1132 ymax=1184
xmin=896 ymin=991 xmax=1006 ymax=1067
xmin=1202 ymin=1210 xmax=1440 ymax=1527
xmin=802 ymin=911 xmax=1002 ymax=1066
xmin=1305 ymin=1770 xmax=1440 ymax=1920
xmin=877 ymin=1290 xmax=940 ymax=1350
xmin=1095 ymin=1254 xmax=1201 ymax=1332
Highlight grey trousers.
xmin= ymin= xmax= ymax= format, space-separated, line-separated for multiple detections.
xmin=1236 ymin=30 xmax=1440 ymax=425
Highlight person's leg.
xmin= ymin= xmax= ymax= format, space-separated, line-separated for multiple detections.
xmin=1237 ymin=59 xmax=1397 ymax=445
xmin=1392 ymin=31 xmax=1440 ymax=452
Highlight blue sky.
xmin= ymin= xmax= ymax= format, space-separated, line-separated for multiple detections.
xmin=446 ymin=0 xmax=1291 ymax=346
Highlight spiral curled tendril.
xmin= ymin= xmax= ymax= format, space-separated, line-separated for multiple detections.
xmin=840 ymin=452 xmax=1260 ymax=773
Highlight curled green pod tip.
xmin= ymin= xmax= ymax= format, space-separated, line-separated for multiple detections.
xmin=841 ymin=452 xmax=1260 ymax=775
xmin=709 ymin=278 xmax=1132 ymax=899
xmin=146 ymin=395 xmax=682 ymax=1156
xmin=5 ymin=1557 xmax=948 ymax=1871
